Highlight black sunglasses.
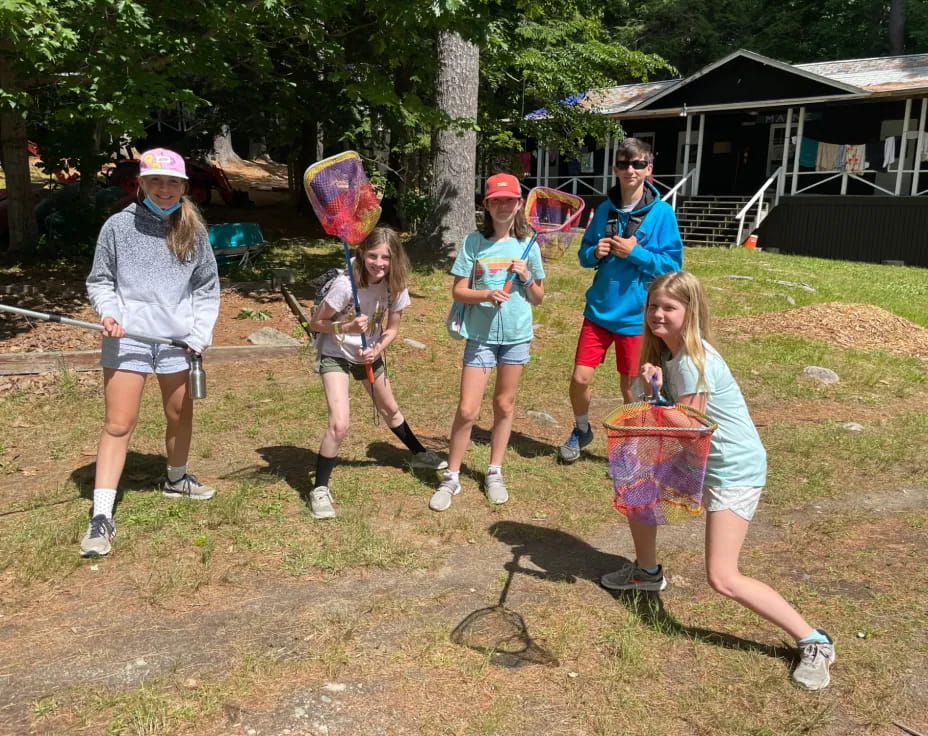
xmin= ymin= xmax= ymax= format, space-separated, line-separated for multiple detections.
xmin=615 ymin=159 xmax=650 ymax=170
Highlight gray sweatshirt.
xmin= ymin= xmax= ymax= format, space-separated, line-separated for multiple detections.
xmin=86 ymin=203 xmax=219 ymax=353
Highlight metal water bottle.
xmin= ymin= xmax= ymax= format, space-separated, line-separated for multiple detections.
xmin=188 ymin=353 xmax=207 ymax=400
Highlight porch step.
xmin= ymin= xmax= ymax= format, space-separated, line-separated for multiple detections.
xmin=674 ymin=195 xmax=763 ymax=246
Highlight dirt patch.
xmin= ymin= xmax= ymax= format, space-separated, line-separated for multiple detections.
xmin=717 ymin=302 xmax=928 ymax=359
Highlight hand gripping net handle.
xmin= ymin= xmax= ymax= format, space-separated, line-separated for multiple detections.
xmin=502 ymin=187 xmax=586 ymax=293
xmin=303 ymin=151 xmax=382 ymax=246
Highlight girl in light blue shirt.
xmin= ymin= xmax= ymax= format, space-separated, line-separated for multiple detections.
xmin=603 ymin=271 xmax=836 ymax=691
xmin=430 ymin=173 xmax=545 ymax=512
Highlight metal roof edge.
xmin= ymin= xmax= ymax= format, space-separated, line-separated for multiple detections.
xmin=629 ymin=49 xmax=864 ymax=112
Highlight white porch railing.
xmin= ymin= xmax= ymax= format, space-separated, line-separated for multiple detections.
xmin=735 ymin=166 xmax=783 ymax=246
xmin=542 ymin=175 xmax=604 ymax=196
xmin=659 ymin=169 xmax=697 ymax=210
xmin=791 ymin=168 xmax=920 ymax=197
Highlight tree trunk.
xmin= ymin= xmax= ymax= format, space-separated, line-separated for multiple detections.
xmin=0 ymin=109 xmax=39 ymax=253
xmin=212 ymin=124 xmax=242 ymax=166
xmin=889 ymin=0 xmax=906 ymax=55
xmin=420 ymin=30 xmax=479 ymax=254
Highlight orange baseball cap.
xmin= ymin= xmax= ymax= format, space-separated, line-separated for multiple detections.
xmin=484 ymin=173 xmax=522 ymax=199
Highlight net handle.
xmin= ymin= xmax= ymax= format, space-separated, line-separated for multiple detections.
xmin=340 ymin=240 xmax=375 ymax=384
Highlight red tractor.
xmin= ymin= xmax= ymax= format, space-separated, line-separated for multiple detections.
xmin=109 ymin=157 xmax=251 ymax=207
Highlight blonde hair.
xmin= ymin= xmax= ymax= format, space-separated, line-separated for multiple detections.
xmin=640 ymin=271 xmax=714 ymax=392
xmin=354 ymin=226 xmax=410 ymax=296
xmin=166 ymin=197 xmax=207 ymax=262
xmin=138 ymin=179 xmax=207 ymax=263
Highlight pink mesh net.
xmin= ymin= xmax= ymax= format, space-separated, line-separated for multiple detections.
xmin=303 ymin=151 xmax=382 ymax=245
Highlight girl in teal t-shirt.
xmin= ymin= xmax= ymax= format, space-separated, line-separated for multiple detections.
xmin=603 ymin=270 xmax=836 ymax=691
xmin=430 ymin=173 xmax=545 ymax=512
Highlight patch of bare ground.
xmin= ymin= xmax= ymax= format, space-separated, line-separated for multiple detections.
xmin=717 ymin=302 xmax=928 ymax=359
xmin=2 ymin=486 xmax=926 ymax=735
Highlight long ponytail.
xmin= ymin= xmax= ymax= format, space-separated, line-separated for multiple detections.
xmin=166 ymin=196 xmax=207 ymax=262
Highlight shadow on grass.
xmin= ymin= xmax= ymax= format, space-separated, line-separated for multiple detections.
xmin=254 ymin=441 xmax=440 ymax=509
xmin=488 ymin=520 xmax=797 ymax=665
xmin=68 ymin=451 xmax=169 ymax=517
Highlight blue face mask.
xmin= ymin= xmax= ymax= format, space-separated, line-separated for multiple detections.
xmin=142 ymin=196 xmax=182 ymax=217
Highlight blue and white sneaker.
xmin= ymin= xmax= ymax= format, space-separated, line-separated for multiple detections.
xmin=558 ymin=425 xmax=594 ymax=463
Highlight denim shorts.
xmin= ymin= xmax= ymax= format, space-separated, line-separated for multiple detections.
xmin=101 ymin=335 xmax=190 ymax=374
xmin=318 ymin=355 xmax=386 ymax=381
xmin=463 ymin=340 xmax=531 ymax=368
xmin=703 ymin=484 xmax=763 ymax=521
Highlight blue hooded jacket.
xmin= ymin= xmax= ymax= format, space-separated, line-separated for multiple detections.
xmin=578 ymin=181 xmax=683 ymax=335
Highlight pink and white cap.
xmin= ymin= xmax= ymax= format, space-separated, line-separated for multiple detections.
xmin=139 ymin=148 xmax=187 ymax=179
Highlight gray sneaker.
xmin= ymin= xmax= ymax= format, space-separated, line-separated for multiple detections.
xmin=600 ymin=562 xmax=668 ymax=592
xmin=80 ymin=514 xmax=115 ymax=558
xmin=163 ymin=473 xmax=216 ymax=500
xmin=409 ymin=450 xmax=449 ymax=470
xmin=559 ymin=425 xmax=594 ymax=463
xmin=429 ymin=473 xmax=461 ymax=512
xmin=483 ymin=470 xmax=509 ymax=505
xmin=310 ymin=486 xmax=336 ymax=519
xmin=792 ymin=630 xmax=836 ymax=690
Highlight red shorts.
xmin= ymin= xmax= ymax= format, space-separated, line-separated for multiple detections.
xmin=574 ymin=318 xmax=642 ymax=376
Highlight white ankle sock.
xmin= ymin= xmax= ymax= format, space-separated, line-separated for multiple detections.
xmin=167 ymin=464 xmax=187 ymax=483
xmin=445 ymin=470 xmax=460 ymax=483
xmin=486 ymin=464 xmax=502 ymax=476
xmin=92 ymin=488 xmax=117 ymax=519
xmin=574 ymin=415 xmax=590 ymax=432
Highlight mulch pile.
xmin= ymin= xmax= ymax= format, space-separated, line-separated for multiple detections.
xmin=717 ymin=302 xmax=928 ymax=359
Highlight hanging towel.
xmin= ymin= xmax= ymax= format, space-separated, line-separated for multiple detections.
xmin=799 ymin=138 xmax=819 ymax=168
xmin=833 ymin=144 xmax=847 ymax=170
xmin=884 ymin=136 xmax=896 ymax=169
xmin=518 ymin=152 xmax=532 ymax=173
xmin=844 ymin=144 xmax=864 ymax=172
xmin=816 ymin=142 xmax=838 ymax=171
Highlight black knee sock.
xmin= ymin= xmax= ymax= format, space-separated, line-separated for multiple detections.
xmin=389 ymin=420 xmax=426 ymax=454
xmin=314 ymin=454 xmax=338 ymax=488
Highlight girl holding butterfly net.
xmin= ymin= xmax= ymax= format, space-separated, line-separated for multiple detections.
xmin=603 ymin=271 xmax=835 ymax=690
xmin=430 ymin=173 xmax=546 ymax=512
xmin=308 ymin=226 xmax=448 ymax=519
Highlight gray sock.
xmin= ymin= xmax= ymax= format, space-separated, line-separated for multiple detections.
xmin=167 ymin=464 xmax=187 ymax=483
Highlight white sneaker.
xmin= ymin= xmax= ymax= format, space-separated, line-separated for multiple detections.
xmin=429 ymin=473 xmax=461 ymax=512
xmin=792 ymin=630 xmax=836 ymax=690
xmin=484 ymin=470 xmax=509 ymax=505
xmin=310 ymin=486 xmax=336 ymax=519
xmin=79 ymin=514 xmax=115 ymax=557
xmin=163 ymin=473 xmax=216 ymax=500
xmin=409 ymin=450 xmax=449 ymax=470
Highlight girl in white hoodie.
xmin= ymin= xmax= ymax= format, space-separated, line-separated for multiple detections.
xmin=82 ymin=148 xmax=219 ymax=557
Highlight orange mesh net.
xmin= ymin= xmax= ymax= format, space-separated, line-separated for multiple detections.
xmin=603 ymin=400 xmax=716 ymax=525
xmin=303 ymin=151 xmax=382 ymax=245
xmin=524 ymin=187 xmax=585 ymax=233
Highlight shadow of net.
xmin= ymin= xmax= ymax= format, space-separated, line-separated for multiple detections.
xmin=450 ymin=552 xmax=559 ymax=669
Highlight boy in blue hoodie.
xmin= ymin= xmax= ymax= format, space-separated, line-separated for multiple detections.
xmin=559 ymin=138 xmax=683 ymax=463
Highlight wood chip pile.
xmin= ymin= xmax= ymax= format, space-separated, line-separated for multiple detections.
xmin=717 ymin=302 xmax=928 ymax=359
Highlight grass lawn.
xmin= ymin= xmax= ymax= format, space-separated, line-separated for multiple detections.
xmin=1 ymin=244 xmax=926 ymax=735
